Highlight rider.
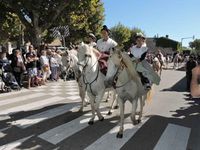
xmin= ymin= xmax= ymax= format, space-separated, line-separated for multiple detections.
xmin=129 ymin=32 xmax=160 ymax=90
xmin=88 ymin=33 xmax=97 ymax=48
xmin=96 ymin=25 xmax=118 ymax=74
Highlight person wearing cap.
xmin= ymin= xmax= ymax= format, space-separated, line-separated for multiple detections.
xmin=88 ymin=33 xmax=97 ymax=48
xmin=129 ymin=32 xmax=160 ymax=90
xmin=95 ymin=25 xmax=117 ymax=75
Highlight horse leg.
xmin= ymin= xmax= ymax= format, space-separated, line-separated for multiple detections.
xmin=113 ymin=90 xmax=119 ymax=109
xmin=117 ymin=98 xmax=125 ymax=138
xmin=138 ymin=96 xmax=144 ymax=122
xmin=87 ymin=93 xmax=96 ymax=125
xmin=95 ymin=92 xmax=105 ymax=121
xmin=107 ymin=92 xmax=118 ymax=115
xmin=131 ymin=99 xmax=139 ymax=125
xmin=105 ymin=91 xmax=110 ymax=102
xmin=78 ymin=81 xmax=87 ymax=112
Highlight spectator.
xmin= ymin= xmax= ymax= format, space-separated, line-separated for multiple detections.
xmin=11 ymin=49 xmax=26 ymax=87
xmin=26 ymin=45 xmax=39 ymax=88
xmin=40 ymin=50 xmax=51 ymax=83
xmin=50 ymin=50 xmax=59 ymax=81
xmin=190 ymin=65 xmax=200 ymax=97
xmin=185 ymin=55 xmax=197 ymax=91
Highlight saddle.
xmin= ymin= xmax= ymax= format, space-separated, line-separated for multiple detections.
xmin=98 ymin=52 xmax=110 ymax=76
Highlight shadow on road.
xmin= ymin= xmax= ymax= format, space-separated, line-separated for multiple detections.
xmin=161 ymin=76 xmax=187 ymax=92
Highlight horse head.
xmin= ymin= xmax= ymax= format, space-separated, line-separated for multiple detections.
xmin=104 ymin=49 xmax=123 ymax=88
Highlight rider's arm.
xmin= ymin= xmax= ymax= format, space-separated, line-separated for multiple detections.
xmin=139 ymin=52 xmax=147 ymax=62
xmin=92 ymin=47 xmax=101 ymax=59
xmin=190 ymin=65 xmax=200 ymax=98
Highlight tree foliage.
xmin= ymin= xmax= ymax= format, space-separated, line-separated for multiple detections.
xmin=1 ymin=0 xmax=104 ymax=47
xmin=0 ymin=3 xmax=22 ymax=44
xmin=110 ymin=23 xmax=131 ymax=48
xmin=189 ymin=39 xmax=200 ymax=53
xmin=110 ymin=23 xmax=144 ymax=50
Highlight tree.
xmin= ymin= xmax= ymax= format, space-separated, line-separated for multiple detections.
xmin=1 ymin=0 xmax=104 ymax=47
xmin=53 ymin=0 xmax=104 ymax=45
xmin=189 ymin=39 xmax=200 ymax=53
xmin=0 ymin=3 xmax=22 ymax=45
xmin=123 ymin=27 xmax=144 ymax=51
xmin=110 ymin=23 xmax=131 ymax=49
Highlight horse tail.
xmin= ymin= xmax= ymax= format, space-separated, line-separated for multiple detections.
xmin=146 ymin=85 xmax=154 ymax=103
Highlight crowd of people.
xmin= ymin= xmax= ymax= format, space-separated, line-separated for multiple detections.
xmin=0 ymin=45 xmax=64 ymax=92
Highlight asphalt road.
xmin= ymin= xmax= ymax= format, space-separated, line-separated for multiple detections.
xmin=0 ymin=67 xmax=199 ymax=150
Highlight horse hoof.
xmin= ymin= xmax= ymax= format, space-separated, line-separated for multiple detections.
xmin=113 ymin=105 xmax=119 ymax=109
xmin=133 ymin=119 xmax=141 ymax=125
xmin=88 ymin=120 xmax=94 ymax=125
xmin=107 ymin=111 xmax=112 ymax=115
xmin=116 ymin=133 xmax=123 ymax=138
xmin=99 ymin=117 xmax=104 ymax=121
xmin=78 ymin=108 xmax=83 ymax=112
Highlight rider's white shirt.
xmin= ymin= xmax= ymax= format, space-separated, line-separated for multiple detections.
xmin=130 ymin=45 xmax=148 ymax=59
xmin=96 ymin=38 xmax=117 ymax=52
xmin=88 ymin=42 xmax=97 ymax=48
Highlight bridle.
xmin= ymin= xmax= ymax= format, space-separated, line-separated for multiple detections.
xmin=111 ymin=57 xmax=131 ymax=89
xmin=77 ymin=53 xmax=100 ymax=96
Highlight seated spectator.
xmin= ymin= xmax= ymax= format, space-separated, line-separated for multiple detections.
xmin=190 ymin=65 xmax=200 ymax=98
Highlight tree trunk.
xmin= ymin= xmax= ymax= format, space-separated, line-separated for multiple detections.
xmin=29 ymin=27 xmax=42 ymax=48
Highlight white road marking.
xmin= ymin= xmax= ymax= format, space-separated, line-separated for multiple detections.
xmin=38 ymin=108 xmax=110 ymax=145
xmin=11 ymin=103 xmax=78 ymax=129
xmin=85 ymin=118 xmax=149 ymax=150
xmin=66 ymin=95 xmax=80 ymax=100
xmin=153 ymin=123 xmax=191 ymax=150
xmin=0 ymin=96 xmax=66 ymax=115
xmin=0 ymin=135 xmax=33 ymax=150
xmin=0 ymin=93 xmax=46 ymax=107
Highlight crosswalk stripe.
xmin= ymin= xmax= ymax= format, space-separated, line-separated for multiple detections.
xmin=0 ymin=127 xmax=11 ymax=138
xmin=11 ymin=103 xmax=79 ymax=129
xmin=0 ymin=115 xmax=11 ymax=121
xmin=0 ymin=93 xmax=46 ymax=107
xmin=153 ymin=123 xmax=191 ymax=150
xmin=0 ymin=96 xmax=67 ymax=115
xmin=38 ymin=108 xmax=110 ymax=145
xmin=85 ymin=118 xmax=149 ymax=150
xmin=0 ymin=135 xmax=33 ymax=150
xmin=0 ymin=89 xmax=30 ymax=99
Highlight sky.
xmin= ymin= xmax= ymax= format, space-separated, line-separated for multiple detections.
xmin=102 ymin=0 xmax=200 ymax=47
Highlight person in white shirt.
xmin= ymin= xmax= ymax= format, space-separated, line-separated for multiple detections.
xmin=40 ymin=50 xmax=51 ymax=83
xmin=88 ymin=33 xmax=97 ymax=48
xmin=96 ymin=25 xmax=117 ymax=75
xmin=96 ymin=25 xmax=117 ymax=53
xmin=129 ymin=33 xmax=160 ymax=90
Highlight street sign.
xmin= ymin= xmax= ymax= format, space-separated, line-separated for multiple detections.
xmin=50 ymin=25 xmax=70 ymax=39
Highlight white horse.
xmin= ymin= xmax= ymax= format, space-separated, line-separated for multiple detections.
xmin=105 ymin=49 xmax=152 ymax=138
xmin=61 ymin=50 xmax=89 ymax=112
xmin=152 ymin=56 xmax=162 ymax=76
xmin=77 ymin=42 xmax=117 ymax=124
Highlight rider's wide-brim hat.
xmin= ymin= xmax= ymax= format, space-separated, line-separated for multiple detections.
xmin=135 ymin=32 xmax=146 ymax=39
xmin=89 ymin=33 xmax=96 ymax=40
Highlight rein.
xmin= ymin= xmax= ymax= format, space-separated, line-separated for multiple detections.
xmin=113 ymin=58 xmax=131 ymax=89
xmin=77 ymin=53 xmax=100 ymax=96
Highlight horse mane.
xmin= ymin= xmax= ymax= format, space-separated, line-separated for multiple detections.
xmin=120 ymin=52 xmax=140 ymax=81
xmin=120 ymin=51 xmax=145 ymax=95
